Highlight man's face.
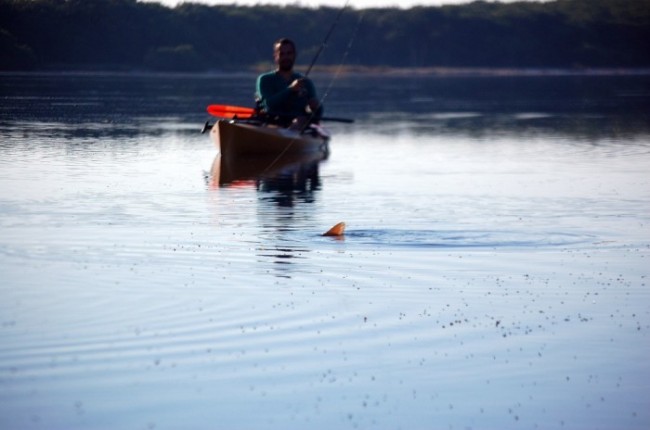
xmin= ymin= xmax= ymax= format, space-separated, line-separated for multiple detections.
xmin=274 ymin=43 xmax=296 ymax=72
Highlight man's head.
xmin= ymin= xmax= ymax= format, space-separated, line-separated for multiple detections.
xmin=274 ymin=38 xmax=296 ymax=72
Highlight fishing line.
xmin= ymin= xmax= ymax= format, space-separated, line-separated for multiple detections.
xmin=304 ymin=0 xmax=351 ymax=78
xmin=318 ymin=10 xmax=364 ymax=106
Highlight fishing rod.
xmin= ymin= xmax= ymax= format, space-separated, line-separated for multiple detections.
xmin=304 ymin=0 xmax=350 ymax=77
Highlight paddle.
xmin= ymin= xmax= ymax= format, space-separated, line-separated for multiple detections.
xmin=207 ymin=104 xmax=255 ymax=119
xmin=206 ymin=104 xmax=354 ymax=123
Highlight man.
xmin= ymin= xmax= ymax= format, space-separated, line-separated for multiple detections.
xmin=256 ymin=38 xmax=323 ymax=128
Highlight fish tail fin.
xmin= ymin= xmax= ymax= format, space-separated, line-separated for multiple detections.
xmin=323 ymin=222 xmax=346 ymax=237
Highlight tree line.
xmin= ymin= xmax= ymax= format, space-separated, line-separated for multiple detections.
xmin=1 ymin=0 xmax=649 ymax=71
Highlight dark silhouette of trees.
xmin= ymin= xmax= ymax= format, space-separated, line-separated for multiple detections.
xmin=1 ymin=0 xmax=648 ymax=71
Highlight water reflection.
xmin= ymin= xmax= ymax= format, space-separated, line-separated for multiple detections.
xmin=210 ymin=152 xmax=325 ymax=197
xmin=256 ymin=162 xmax=321 ymax=207
xmin=360 ymin=111 xmax=650 ymax=141
xmin=208 ymin=152 xmax=327 ymax=276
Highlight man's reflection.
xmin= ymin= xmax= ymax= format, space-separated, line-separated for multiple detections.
xmin=256 ymin=160 xmax=321 ymax=207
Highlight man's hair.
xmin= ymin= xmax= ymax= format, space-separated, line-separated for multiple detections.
xmin=274 ymin=38 xmax=296 ymax=53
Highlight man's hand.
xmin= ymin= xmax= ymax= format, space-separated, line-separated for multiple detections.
xmin=289 ymin=78 xmax=306 ymax=95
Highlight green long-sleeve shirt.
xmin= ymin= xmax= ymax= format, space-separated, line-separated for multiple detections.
xmin=256 ymin=70 xmax=320 ymax=118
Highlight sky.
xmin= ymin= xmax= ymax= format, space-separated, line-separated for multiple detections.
xmin=139 ymin=0 xmax=548 ymax=10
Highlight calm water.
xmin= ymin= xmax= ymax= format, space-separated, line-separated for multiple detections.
xmin=1 ymin=72 xmax=649 ymax=429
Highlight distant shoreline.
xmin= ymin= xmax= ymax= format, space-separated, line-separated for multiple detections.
xmin=3 ymin=66 xmax=650 ymax=78
xmin=297 ymin=65 xmax=650 ymax=77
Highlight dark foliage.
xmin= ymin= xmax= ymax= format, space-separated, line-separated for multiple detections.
xmin=1 ymin=0 xmax=648 ymax=71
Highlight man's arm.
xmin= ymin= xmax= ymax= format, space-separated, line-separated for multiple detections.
xmin=256 ymin=73 xmax=292 ymax=113
xmin=256 ymin=73 xmax=323 ymax=118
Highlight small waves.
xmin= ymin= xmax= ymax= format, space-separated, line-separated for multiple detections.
xmin=339 ymin=228 xmax=596 ymax=249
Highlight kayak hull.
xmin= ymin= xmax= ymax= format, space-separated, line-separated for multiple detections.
xmin=210 ymin=120 xmax=330 ymax=158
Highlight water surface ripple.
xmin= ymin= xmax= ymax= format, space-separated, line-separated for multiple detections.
xmin=1 ymin=73 xmax=649 ymax=430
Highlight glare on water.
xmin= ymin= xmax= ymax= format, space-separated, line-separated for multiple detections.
xmin=0 ymin=72 xmax=649 ymax=429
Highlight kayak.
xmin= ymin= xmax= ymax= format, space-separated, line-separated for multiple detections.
xmin=210 ymin=119 xmax=330 ymax=158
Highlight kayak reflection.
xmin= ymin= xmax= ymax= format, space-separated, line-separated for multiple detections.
xmin=210 ymin=152 xmax=326 ymax=205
